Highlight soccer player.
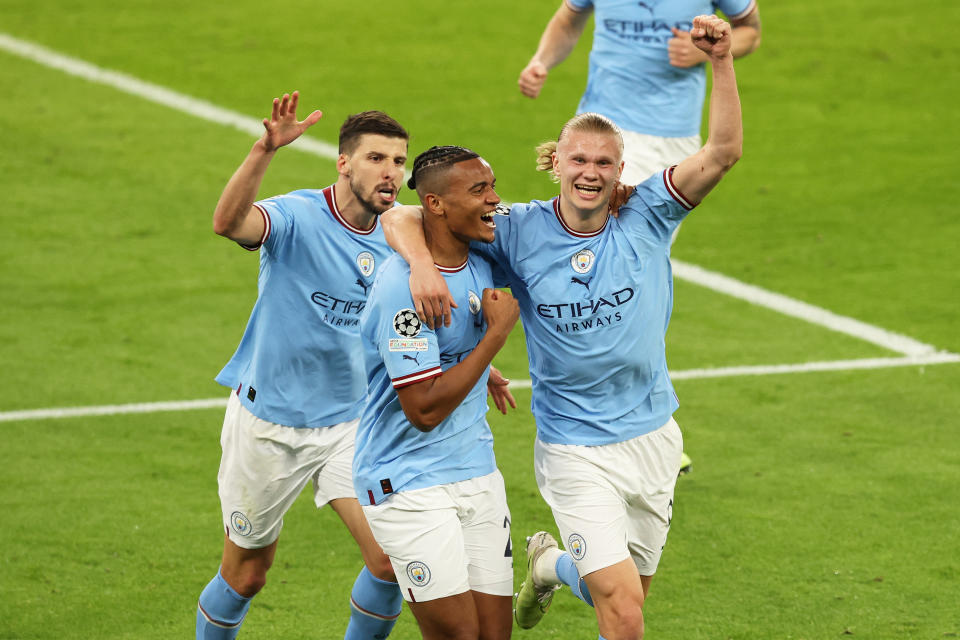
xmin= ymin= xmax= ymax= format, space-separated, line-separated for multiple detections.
xmin=518 ymin=0 xmax=760 ymax=186
xmin=383 ymin=15 xmax=743 ymax=640
xmin=355 ymin=146 xmax=519 ymax=640
xmin=195 ymin=92 xmax=408 ymax=640
xmin=519 ymin=0 xmax=760 ymax=476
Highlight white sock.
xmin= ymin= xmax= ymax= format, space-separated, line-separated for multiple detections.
xmin=533 ymin=548 xmax=564 ymax=586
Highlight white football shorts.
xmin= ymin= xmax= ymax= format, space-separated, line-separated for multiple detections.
xmin=534 ymin=417 xmax=683 ymax=577
xmin=362 ymin=470 xmax=513 ymax=603
xmin=620 ymin=130 xmax=702 ymax=186
xmin=218 ymin=393 xmax=357 ymax=549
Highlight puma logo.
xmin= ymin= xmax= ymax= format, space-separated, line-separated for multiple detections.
xmin=402 ymin=354 xmax=421 ymax=365
xmin=571 ymin=276 xmax=592 ymax=292
xmin=356 ymin=278 xmax=369 ymax=295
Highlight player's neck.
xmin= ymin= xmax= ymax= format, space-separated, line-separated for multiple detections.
xmin=423 ymin=224 xmax=469 ymax=270
xmin=558 ymin=196 xmax=609 ymax=234
xmin=333 ymin=181 xmax=378 ymax=231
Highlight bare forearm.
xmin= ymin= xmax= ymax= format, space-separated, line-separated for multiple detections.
xmin=400 ymin=331 xmax=509 ymax=430
xmin=381 ymin=206 xmax=432 ymax=267
xmin=703 ymin=55 xmax=743 ymax=170
xmin=730 ymin=24 xmax=761 ymax=58
xmin=212 ymin=140 xmax=275 ymax=239
xmin=531 ymin=5 xmax=589 ymax=69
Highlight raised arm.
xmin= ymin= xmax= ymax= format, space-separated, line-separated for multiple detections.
xmin=212 ymin=92 xmax=322 ymax=246
xmin=380 ymin=206 xmax=457 ymax=329
xmin=518 ymin=1 xmax=592 ymax=99
xmin=668 ymin=5 xmax=762 ymax=68
xmin=396 ymin=289 xmax=520 ymax=431
xmin=670 ymin=15 xmax=743 ymax=205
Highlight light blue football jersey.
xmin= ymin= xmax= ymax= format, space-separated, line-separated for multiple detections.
xmin=215 ymin=186 xmax=394 ymax=428
xmin=354 ymin=253 xmax=498 ymax=505
xmin=474 ymin=168 xmax=694 ymax=446
xmin=567 ymin=0 xmax=755 ymax=137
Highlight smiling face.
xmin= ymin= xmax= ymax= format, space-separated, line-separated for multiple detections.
xmin=436 ymin=157 xmax=500 ymax=245
xmin=340 ymin=134 xmax=408 ymax=215
xmin=553 ymin=129 xmax=624 ymax=217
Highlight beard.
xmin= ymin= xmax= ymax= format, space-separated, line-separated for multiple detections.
xmin=350 ymin=176 xmax=392 ymax=217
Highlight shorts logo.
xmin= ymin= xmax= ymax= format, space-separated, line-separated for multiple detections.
xmin=571 ymin=249 xmax=595 ymax=274
xmin=230 ymin=511 xmax=253 ymax=537
xmin=393 ymin=309 xmax=422 ymax=338
xmin=468 ymin=290 xmax=481 ymax=315
xmin=568 ymin=533 xmax=586 ymax=560
xmin=357 ymin=251 xmax=375 ymax=277
xmin=406 ymin=561 xmax=431 ymax=587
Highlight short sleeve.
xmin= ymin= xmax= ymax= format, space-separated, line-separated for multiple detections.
xmin=565 ymin=0 xmax=593 ymax=11
xmin=252 ymin=194 xmax=296 ymax=254
xmin=373 ymin=283 xmax=442 ymax=389
xmin=715 ymin=0 xmax=756 ymax=20
xmin=471 ymin=213 xmax=514 ymax=288
xmin=620 ymin=167 xmax=696 ymax=243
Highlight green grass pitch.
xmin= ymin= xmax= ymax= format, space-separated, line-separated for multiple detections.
xmin=1 ymin=1 xmax=958 ymax=638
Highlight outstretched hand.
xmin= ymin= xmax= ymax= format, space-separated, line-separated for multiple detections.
xmin=261 ymin=91 xmax=323 ymax=152
xmin=690 ymin=14 xmax=732 ymax=60
xmin=487 ymin=365 xmax=517 ymax=415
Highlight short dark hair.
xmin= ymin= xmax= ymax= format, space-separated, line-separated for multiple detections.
xmin=407 ymin=145 xmax=479 ymax=192
xmin=339 ymin=111 xmax=409 ymax=155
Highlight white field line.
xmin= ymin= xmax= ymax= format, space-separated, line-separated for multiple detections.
xmin=0 ymin=32 xmax=936 ymax=357
xmin=3 ymin=353 xmax=958 ymax=423
xmin=671 ymin=260 xmax=938 ymax=357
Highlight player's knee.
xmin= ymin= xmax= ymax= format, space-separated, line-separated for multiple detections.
xmin=601 ymin=597 xmax=645 ymax=640
xmin=230 ymin=569 xmax=268 ymax=598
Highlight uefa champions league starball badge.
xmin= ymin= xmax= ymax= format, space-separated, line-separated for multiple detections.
xmin=393 ymin=309 xmax=422 ymax=338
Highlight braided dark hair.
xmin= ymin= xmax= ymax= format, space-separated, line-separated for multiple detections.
xmin=407 ymin=145 xmax=479 ymax=191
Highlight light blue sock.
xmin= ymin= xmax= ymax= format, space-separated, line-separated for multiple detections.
xmin=556 ymin=553 xmax=594 ymax=607
xmin=196 ymin=569 xmax=252 ymax=639
xmin=345 ymin=566 xmax=402 ymax=640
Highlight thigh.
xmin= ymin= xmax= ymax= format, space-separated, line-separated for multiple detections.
xmin=363 ymin=487 xmax=470 ymax=603
xmin=458 ymin=471 xmax=514 ymax=597
xmin=312 ymin=418 xmax=359 ymax=507
xmin=406 ymin=591 xmax=478 ymax=640
xmin=534 ymin=440 xmax=631 ymax=577
xmin=218 ymin=394 xmax=321 ymax=549
xmin=623 ymin=419 xmax=683 ymax=575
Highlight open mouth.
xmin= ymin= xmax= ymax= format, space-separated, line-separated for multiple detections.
xmin=481 ymin=211 xmax=497 ymax=229
xmin=575 ymin=184 xmax=602 ymax=196
xmin=377 ymin=185 xmax=396 ymax=202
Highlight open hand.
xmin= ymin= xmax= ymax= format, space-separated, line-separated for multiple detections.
xmin=487 ymin=365 xmax=517 ymax=414
xmin=261 ymin=91 xmax=323 ymax=152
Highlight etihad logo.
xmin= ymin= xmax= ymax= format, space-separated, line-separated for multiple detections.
xmin=535 ymin=287 xmax=634 ymax=319
xmin=311 ymin=291 xmax=365 ymax=315
xmin=602 ymin=18 xmax=692 ymax=36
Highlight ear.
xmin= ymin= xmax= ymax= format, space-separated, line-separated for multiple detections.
xmin=423 ymin=193 xmax=445 ymax=217
xmin=617 ymin=159 xmax=625 ymax=180
xmin=337 ymin=153 xmax=350 ymax=177
xmin=552 ymin=151 xmax=561 ymax=180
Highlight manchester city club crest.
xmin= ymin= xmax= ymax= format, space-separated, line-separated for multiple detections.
xmin=356 ymin=251 xmax=375 ymax=277
xmin=468 ymin=290 xmax=481 ymax=315
xmin=230 ymin=511 xmax=253 ymax=537
xmin=571 ymin=249 xmax=595 ymax=274
xmin=393 ymin=308 xmax=422 ymax=338
xmin=406 ymin=561 xmax=431 ymax=587
xmin=568 ymin=533 xmax=586 ymax=560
